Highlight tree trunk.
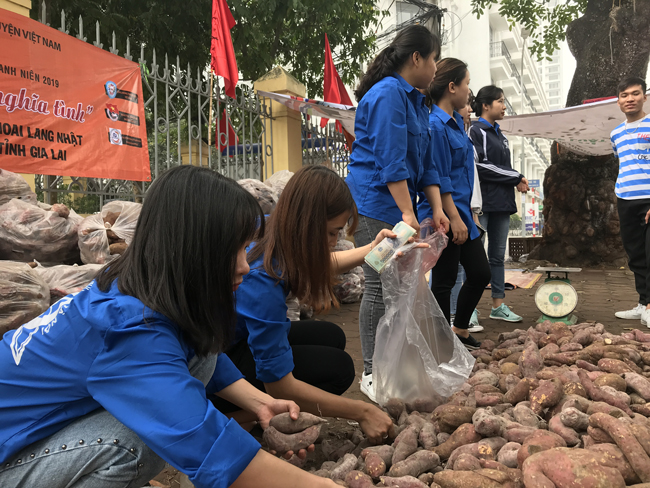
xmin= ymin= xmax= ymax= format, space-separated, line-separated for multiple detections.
xmin=530 ymin=0 xmax=650 ymax=266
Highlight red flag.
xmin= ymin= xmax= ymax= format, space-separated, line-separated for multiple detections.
xmin=321 ymin=33 xmax=353 ymax=132
xmin=216 ymin=109 xmax=238 ymax=155
xmin=211 ymin=0 xmax=238 ymax=99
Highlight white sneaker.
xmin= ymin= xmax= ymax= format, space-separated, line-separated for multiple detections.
xmin=643 ymin=308 xmax=650 ymax=327
xmin=468 ymin=309 xmax=483 ymax=333
xmin=615 ymin=303 xmax=645 ymax=320
xmin=360 ymin=372 xmax=377 ymax=403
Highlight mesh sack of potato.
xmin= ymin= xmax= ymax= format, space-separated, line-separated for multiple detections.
xmin=0 ymin=168 xmax=37 ymax=206
xmin=33 ymin=263 xmax=103 ymax=304
xmin=0 ymin=261 xmax=50 ymax=337
xmin=0 ymin=199 xmax=82 ymax=264
xmin=238 ymin=179 xmax=279 ymax=215
xmin=78 ymin=201 xmax=142 ymax=264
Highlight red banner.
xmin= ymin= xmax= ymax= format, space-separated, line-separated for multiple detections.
xmin=0 ymin=9 xmax=150 ymax=181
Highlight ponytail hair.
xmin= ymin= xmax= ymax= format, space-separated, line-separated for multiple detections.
xmin=471 ymin=85 xmax=504 ymax=116
xmin=425 ymin=58 xmax=468 ymax=107
xmin=355 ymin=25 xmax=441 ymax=102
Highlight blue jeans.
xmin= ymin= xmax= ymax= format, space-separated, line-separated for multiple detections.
xmin=479 ymin=212 xmax=510 ymax=300
xmin=450 ymin=264 xmax=465 ymax=315
xmin=0 ymin=355 xmax=217 ymax=488
xmin=355 ymin=214 xmax=393 ymax=375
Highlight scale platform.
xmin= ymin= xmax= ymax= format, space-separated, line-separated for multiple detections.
xmin=533 ymin=267 xmax=582 ymax=325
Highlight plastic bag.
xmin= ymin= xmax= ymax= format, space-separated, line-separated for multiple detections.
xmin=0 ymin=169 xmax=37 ymax=206
xmin=0 ymin=261 xmax=50 ymax=337
xmin=264 ymin=170 xmax=294 ymax=195
xmin=0 ymin=198 xmax=82 ymax=264
xmin=286 ymin=295 xmax=300 ymax=321
xmin=34 ymin=263 xmax=103 ymax=304
xmin=238 ymin=178 xmax=279 ymax=214
xmin=373 ymin=219 xmax=475 ymax=406
xmin=78 ymin=201 xmax=142 ymax=264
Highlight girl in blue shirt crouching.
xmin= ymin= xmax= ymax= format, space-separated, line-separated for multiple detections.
xmin=0 ymin=166 xmax=340 ymax=488
xmin=221 ymin=165 xmax=408 ymax=444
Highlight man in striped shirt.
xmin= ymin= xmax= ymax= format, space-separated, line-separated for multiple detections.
xmin=611 ymin=77 xmax=650 ymax=327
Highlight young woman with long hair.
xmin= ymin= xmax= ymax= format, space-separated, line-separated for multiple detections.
xmin=0 ymin=166 xmax=340 ymax=488
xmin=417 ymin=58 xmax=491 ymax=350
xmin=469 ymin=86 xmax=529 ymax=323
xmin=222 ymin=165 xmax=418 ymax=443
xmin=346 ymin=25 xmax=450 ymax=400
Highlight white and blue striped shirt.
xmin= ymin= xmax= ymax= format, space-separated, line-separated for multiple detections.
xmin=611 ymin=115 xmax=650 ymax=200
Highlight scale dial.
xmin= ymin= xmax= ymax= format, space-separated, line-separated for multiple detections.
xmin=535 ymin=280 xmax=578 ymax=318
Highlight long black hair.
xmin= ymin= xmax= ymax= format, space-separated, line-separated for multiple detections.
xmin=355 ymin=25 xmax=441 ymax=102
xmin=425 ymin=58 xmax=468 ymax=107
xmin=471 ymin=85 xmax=504 ymax=116
xmin=96 ymin=165 xmax=264 ymax=356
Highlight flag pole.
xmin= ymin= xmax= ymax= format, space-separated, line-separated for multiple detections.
xmin=208 ymin=70 xmax=214 ymax=149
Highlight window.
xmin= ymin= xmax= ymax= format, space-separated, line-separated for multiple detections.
xmin=548 ymin=74 xmax=560 ymax=81
xmin=396 ymin=1 xmax=420 ymax=26
xmin=550 ymin=98 xmax=560 ymax=105
xmin=547 ymin=83 xmax=559 ymax=89
xmin=547 ymin=66 xmax=559 ymax=73
xmin=549 ymin=90 xmax=560 ymax=97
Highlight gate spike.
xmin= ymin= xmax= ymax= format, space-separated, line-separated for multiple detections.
xmin=125 ymin=37 xmax=132 ymax=61
xmin=94 ymin=20 xmax=103 ymax=49
xmin=77 ymin=15 xmax=86 ymax=42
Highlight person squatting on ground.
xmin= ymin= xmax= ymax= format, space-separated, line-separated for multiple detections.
xmin=345 ymin=24 xmax=450 ymax=402
xmin=469 ymin=85 xmax=529 ymax=323
xmin=0 ymin=166 xmax=342 ymax=488
xmin=612 ymin=76 xmax=650 ymax=327
xmin=417 ymin=58 xmax=491 ymax=350
xmin=219 ymin=165 xmax=412 ymax=442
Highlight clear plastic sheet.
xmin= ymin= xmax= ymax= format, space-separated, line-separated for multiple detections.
xmin=0 ymin=199 xmax=82 ymax=264
xmin=0 ymin=169 xmax=37 ymax=206
xmin=373 ymin=219 xmax=476 ymax=405
xmin=0 ymin=261 xmax=50 ymax=336
xmin=34 ymin=262 xmax=103 ymax=304
xmin=238 ymin=178 xmax=279 ymax=214
xmin=78 ymin=201 xmax=142 ymax=264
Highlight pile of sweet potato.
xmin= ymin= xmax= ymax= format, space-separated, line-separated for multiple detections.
xmin=266 ymin=321 xmax=650 ymax=487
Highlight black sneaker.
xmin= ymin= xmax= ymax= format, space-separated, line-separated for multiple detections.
xmin=457 ymin=333 xmax=481 ymax=350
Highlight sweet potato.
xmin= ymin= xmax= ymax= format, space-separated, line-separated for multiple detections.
xmin=529 ymin=378 xmax=564 ymax=415
xmin=577 ymin=369 xmax=634 ymax=415
xmin=364 ymin=451 xmax=386 ymax=479
xmin=477 ymin=437 xmax=507 ymax=460
xmin=517 ymin=430 xmax=566 ymax=467
xmin=453 ymin=453 xmax=481 ymax=471
xmin=385 ymin=398 xmax=406 ymax=420
xmin=593 ymin=373 xmax=627 ymax=392
xmin=598 ymin=357 xmax=635 ymax=375
xmin=433 ymin=469 xmax=513 ymax=488
xmin=560 ymin=394 xmax=592 ymax=413
xmin=380 ymin=475 xmax=429 ymax=488
xmin=472 ymin=409 xmax=508 ymax=437
xmin=496 ymin=442 xmax=521 ymax=468
xmin=345 ymin=470 xmax=375 ymax=488
xmin=388 ymin=450 xmax=440 ymax=478
xmin=434 ymin=405 xmax=476 ymax=433
xmin=588 ymin=443 xmax=642 ymax=484
xmin=433 ymin=423 xmax=482 ymax=460
xmin=392 ymin=425 xmax=420 ymax=465
xmin=263 ymin=424 xmax=321 ymax=453
xmin=576 ymin=359 xmax=600 ymax=372
xmin=512 ymin=403 xmax=540 ymax=428
xmin=624 ymin=420 xmax=650 ymax=458
xmin=362 ymin=445 xmax=394 ymax=468
xmin=587 ymin=425 xmax=614 ymax=443
xmin=446 ymin=443 xmax=479 ymax=469
xmin=632 ymin=404 xmax=650 ymax=417
xmin=600 ymin=385 xmax=631 ymax=405
xmin=407 ymin=397 xmax=442 ymax=414
xmin=559 ymin=406 xmax=590 ymax=431
xmin=322 ymin=439 xmax=357 ymax=461
xmin=437 ymin=432 xmax=451 ymax=445
xmin=477 ymin=459 xmax=524 ymax=484
xmin=631 ymin=393 xmax=647 ymax=405
xmin=468 ymin=370 xmax=499 ymax=388
xmin=503 ymin=426 xmax=537 ymax=444
xmin=587 ymin=400 xmax=629 ymax=418
xmin=521 ymin=447 xmax=626 ymax=488
xmin=474 ymin=390 xmax=504 ymax=407
xmin=549 ymin=414 xmax=581 ymax=446
xmin=503 ymin=379 xmax=532 ymax=404
xmin=419 ymin=422 xmax=438 ymax=449
xmin=519 ymin=339 xmax=544 ymax=378
xmin=589 ymin=412 xmax=650 ymax=482
xmin=331 ymin=453 xmax=359 ymax=481
xmin=625 ymin=372 xmax=650 ymax=401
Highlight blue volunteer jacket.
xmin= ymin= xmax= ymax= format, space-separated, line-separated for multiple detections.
xmin=346 ymin=73 xmax=441 ymax=225
xmin=234 ymin=253 xmax=294 ymax=383
xmin=469 ymin=118 xmax=523 ymax=214
xmin=417 ymin=106 xmax=479 ymax=240
xmin=0 ymin=281 xmax=260 ymax=488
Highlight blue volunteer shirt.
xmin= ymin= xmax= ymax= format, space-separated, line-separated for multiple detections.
xmin=611 ymin=115 xmax=650 ymax=199
xmin=346 ymin=73 xmax=441 ymax=225
xmin=418 ymin=106 xmax=479 ymax=240
xmin=234 ymin=253 xmax=293 ymax=383
xmin=0 ymin=281 xmax=260 ymax=488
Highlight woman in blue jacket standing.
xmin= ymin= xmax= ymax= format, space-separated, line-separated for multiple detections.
xmin=469 ymin=86 xmax=529 ymax=322
xmin=0 ymin=166 xmax=340 ymax=488
xmin=346 ymin=25 xmax=449 ymax=401
xmin=418 ymin=59 xmax=491 ymax=349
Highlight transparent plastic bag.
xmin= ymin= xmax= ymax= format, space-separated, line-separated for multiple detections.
xmin=238 ymin=178 xmax=279 ymax=214
xmin=286 ymin=295 xmax=300 ymax=321
xmin=0 ymin=198 xmax=82 ymax=264
xmin=34 ymin=262 xmax=103 ymax=304
xmin=373 ymin=219 xmax=476 ymax=406
xmin=78 ymin=201 xmax=142 ymax=264
xmin=264 ymin=170 xmax=294 ymax=195
xmin=0 ymin=169 xmax=37 ymax=206
xmin=0 ymin=261 xmax=50 ymax=337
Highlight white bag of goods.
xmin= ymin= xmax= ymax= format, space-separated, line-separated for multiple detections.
xmin=0 ymin=261 xmax=50 ymax=337
xmin=264 ymin=170 xmax=294 ymax=194
xmin=238 ymin=178 xmax=279 ymax=214
xmin=34 ymin=263 xmax=103 ymax=304
xmin=0 ymin=168 xmax=37 ymax=206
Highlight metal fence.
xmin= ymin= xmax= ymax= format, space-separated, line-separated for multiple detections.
xmin=36 ymin=4 xmax=273 ymax=211
xmin=301 ymin=115 xmax=351 ymax=178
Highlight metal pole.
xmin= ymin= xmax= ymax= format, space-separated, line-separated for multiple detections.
xmin=520 ymin=36 xmax=526 ymax=237
xmin=208 ymin=71 xmax=214 ymax=148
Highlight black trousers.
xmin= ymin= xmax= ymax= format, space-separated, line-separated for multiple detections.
xmin=430 ymin=232 xmax=491 ymax=329
xmin=618 ymin=198 xmax=650 ymax=305
xmin=212 ymin=320 xmax=355 ymax=412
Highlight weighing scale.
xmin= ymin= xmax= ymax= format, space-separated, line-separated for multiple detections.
xmin=533 ymin=267 xmax=582 ymax=325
